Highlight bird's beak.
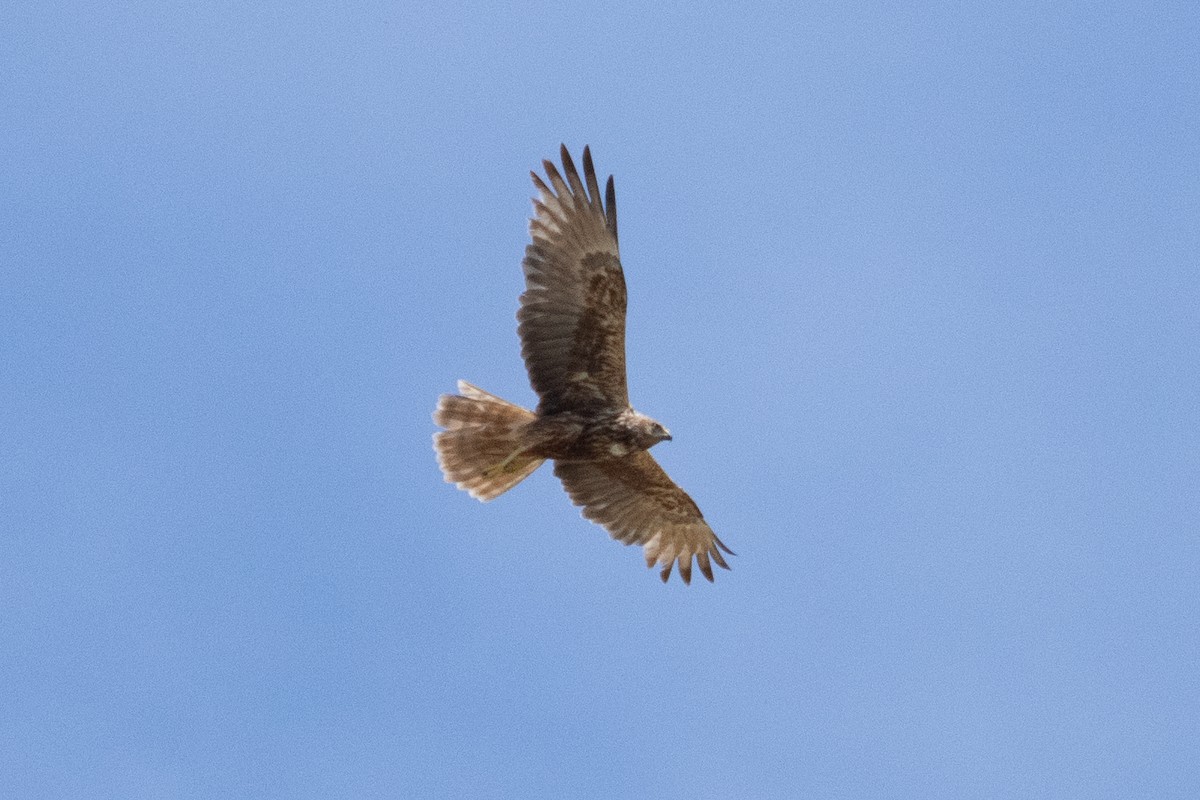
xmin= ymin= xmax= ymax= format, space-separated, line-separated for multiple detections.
xmin=662 ymin=432 xmax=673 ymax=441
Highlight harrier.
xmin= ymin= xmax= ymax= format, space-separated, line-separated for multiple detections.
xmin=433 ymin=145 xmax=733 ymax=583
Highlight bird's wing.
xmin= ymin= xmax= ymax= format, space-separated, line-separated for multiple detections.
xmin=554 ymin=452 xmax=734 ymax=584
xmin=519 ymin=145 xmax=628 ymax=414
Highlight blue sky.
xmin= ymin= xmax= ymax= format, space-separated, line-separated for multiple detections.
xmin=3 ymin=2 xmax=1198 ymax=797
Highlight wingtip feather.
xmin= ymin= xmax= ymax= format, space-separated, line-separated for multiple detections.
xmin=605 ymin=176 xmax=618 ymax=242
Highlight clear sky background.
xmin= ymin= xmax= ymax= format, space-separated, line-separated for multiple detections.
xmin=3 ymin=2 xmax=1198 ymax=798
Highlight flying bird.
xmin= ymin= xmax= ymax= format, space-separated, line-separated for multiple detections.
xmin=433 ymin=145 xmax=733 ymax=583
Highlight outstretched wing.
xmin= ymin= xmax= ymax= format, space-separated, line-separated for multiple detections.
xmin=519 ymin=145 xmax=627 ymax=415
xmin=554 ymin=452 xmax=734 ymax=584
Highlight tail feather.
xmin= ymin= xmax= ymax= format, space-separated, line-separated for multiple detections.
xmin=433 ymin=381 xmax=544 ymax=501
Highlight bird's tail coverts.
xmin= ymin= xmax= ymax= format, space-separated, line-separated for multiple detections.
xmin=433 ymin=381 xmax=543 ymax=501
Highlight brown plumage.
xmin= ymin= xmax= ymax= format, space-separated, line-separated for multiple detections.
xmin=433 ymin=145 xmax=733 ymax=583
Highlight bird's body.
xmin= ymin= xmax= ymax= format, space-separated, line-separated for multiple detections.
xmin=433 ymin=146 xmax=732 ymax=584
xmin=524 ymin=407 xmax=667 ymax=462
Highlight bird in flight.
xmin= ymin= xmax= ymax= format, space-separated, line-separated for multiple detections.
xmin=433 ymin=145 xmax=733 ymax=583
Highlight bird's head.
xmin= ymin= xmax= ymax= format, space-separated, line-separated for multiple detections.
xmin=625 ymin=410 xmax=672 ymax=449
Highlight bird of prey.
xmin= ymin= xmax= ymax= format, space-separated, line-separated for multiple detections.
xmin=433 ymin=145 xmax=733 ymax=583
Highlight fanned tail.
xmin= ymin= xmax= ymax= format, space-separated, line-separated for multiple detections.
xmin=432 ymin=381 xmax=544 ymax=501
